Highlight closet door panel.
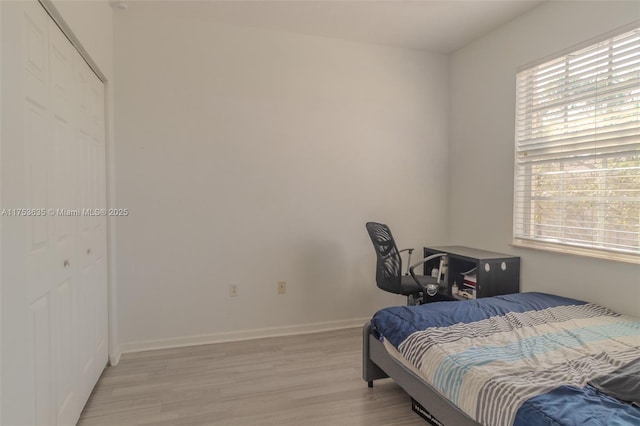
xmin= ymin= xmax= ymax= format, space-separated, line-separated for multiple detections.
xmin=25 ymin=102 xmax=52 ymax=303
xmin=30 ymin=295 xmax=55 ymax=426
xmin=78 ymin=262 xmax=97 ymax=401
xmin=53 ymin=278 xmax=77 ymax=424
xmin=75 ymin=50 xmax=108 ymax=400
xmin=49 ymin=19 xmax=80 ymax=425
xmin=95 ymin=256 xmax=109 ymax=368
xmin=22 ymin=4 xmax=55 ymax=425
xmin=92 ymin=77 xmax=107 ymax=261
xmin=23 ymin=0 xmax=52 ymax=302
xmin=76 ymin=54 xmax=89 ymax=247
xmin=90 ymin=74 xmax=109 ymax=372
xmin=76 ymin=53 xmax=96 ymax=399
xmin=23 ymin=3 xmax=48 ymax=108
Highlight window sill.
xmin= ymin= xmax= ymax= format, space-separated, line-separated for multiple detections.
xmin=511 ymin=239 xmax=640 ymax=265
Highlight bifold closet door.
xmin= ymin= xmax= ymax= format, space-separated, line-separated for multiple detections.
xmin=49 ymin=12 xmax=81 ymax=425
xmin=0 ymin=1 xmax=108 ymax=424
xmin=75 ymin=36 xmax=109 ymax=408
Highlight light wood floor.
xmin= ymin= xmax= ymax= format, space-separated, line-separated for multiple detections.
xmin=78 ymin=327 xmax=425 ymax=426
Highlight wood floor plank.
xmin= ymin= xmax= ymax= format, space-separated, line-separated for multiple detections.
xmin=78 ymin=328 xmax=424 ymax=425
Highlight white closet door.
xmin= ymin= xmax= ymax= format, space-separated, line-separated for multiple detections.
xmin=75 ymin=49 xmax=109 ymax=406
xmin=91 ymin=72 xmax=110 ymax=376
xmin=22 ymin=3 xmax=56 ymax=425
xmin=49 ymin=17 xmax=80 ymax=426
xmin=0 ymin=2 xmax=108 ymax=424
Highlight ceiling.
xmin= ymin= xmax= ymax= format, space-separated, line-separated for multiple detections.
xmin=115 ymin=0 xmax=545 ymax=53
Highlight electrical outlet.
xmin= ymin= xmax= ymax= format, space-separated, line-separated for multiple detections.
xmin=277 ymin=281 xmax=286 ymax=295
xmin=229 ymin=284 xmax=238 ymax=297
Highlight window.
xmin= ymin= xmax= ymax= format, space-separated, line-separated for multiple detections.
xmin=513 ymin=26 xmax=640 ymax=261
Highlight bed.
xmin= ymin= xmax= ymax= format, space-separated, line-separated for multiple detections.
xmin=362 ymin=292 xmax=640 ymax=426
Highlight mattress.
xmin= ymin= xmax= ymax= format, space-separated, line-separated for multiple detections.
xmin=371 ymin=292 xmax=640 ymax=426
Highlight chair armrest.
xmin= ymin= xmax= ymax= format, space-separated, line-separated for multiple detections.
xmin=409 ymin=253 xmax=448 ymax=284
xmin=398 ymin=248 xmax=414 ymax=275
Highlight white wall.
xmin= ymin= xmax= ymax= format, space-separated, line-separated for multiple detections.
xmin=114 ymin=5 xmax=450 ymax=348
xmin=450 ymin=1 xmax=640 ymax=316
xmin=49 ymin=0 xmax=119 ymax=360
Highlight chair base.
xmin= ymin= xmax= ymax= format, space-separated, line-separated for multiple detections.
xmin=409 ymin=292 xmax=457 ymax=306
xmin=407 ymin=294 xmax=422 ymax=306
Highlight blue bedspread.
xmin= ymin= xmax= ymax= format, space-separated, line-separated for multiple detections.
xmin=371 ymin=292 xmax=640 ymax=426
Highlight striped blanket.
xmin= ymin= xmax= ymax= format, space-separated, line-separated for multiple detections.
xmin=371 ymin=293 xmax=640 ymax=426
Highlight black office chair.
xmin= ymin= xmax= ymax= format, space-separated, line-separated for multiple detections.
xmin=365 ymin=222 xmax=447 ymax=305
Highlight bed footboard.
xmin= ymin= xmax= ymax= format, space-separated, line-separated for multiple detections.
xmin=362 ymin=321 xmax=481 ymax=426
xmin=362 ymin=321 xmax=388 ymax=386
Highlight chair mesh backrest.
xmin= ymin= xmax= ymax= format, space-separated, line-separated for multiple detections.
xmin=365 ymin=222 xmax=402 ymax=293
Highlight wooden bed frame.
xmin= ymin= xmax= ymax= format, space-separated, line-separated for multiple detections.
xmin=362 ymin=321 xmax=481 ymax=426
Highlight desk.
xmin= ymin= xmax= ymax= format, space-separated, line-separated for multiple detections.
xmin=423 ymin=246 xmax=520 ymax=301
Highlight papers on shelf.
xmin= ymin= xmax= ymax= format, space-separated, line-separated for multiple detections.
xmin=462 ymin=266 xmax=477 ymax=290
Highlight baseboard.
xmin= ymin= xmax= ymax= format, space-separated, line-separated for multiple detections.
xmin=109 ymin=347 xmax=122 ymax=366
xmin=120 ymin=317 xmax=370 ymax=354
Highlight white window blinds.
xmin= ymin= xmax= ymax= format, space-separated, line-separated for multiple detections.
xmin=514 ymin=26 xmax=640 ymax=257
